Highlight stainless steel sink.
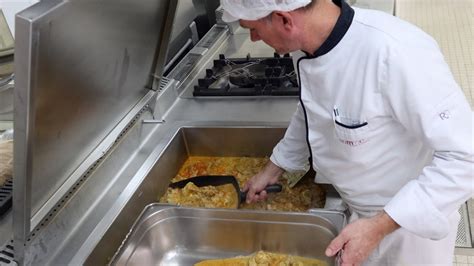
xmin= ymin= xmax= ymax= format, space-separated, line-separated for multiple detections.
xmin=111 ymin=204 xmax=345 ymax=266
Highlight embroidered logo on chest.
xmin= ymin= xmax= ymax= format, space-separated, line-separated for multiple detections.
xmin=338 ymin=138 xmax=369 ymax=147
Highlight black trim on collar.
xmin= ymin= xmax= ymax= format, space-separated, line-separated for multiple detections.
xmin=304 ymin=0 xmax=354 ymax=58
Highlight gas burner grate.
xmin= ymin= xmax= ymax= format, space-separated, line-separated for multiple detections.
xmin=0 ymin=179 xmax=12 ymax=217
xmin=194 ymin=53 xmax=299 ymax=97
xmin=0 ymin=241 xmax=14 ymax=265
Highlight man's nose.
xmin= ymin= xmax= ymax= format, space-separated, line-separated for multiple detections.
xmin=250 ymin=31 xmax=261 ymax=42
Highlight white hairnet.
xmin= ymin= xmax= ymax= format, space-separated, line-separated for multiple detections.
xmin=221 ymin=0 xmax=312 ymax=22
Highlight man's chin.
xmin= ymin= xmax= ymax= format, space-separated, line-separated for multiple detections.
xmin=274 ymin=50 xmax=288 ymax=56
xmin=275 ymin=48 xmax=296 ymax=55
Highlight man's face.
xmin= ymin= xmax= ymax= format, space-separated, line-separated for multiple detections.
xmin=239 ymin=16 xmax=295 ymax=55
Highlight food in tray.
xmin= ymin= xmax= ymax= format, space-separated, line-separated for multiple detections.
xmin=159 ymin=156 xmax=325 ymax=211
xmin=161 ymin=182 xmax=238 ymax=209
xmin=195 ymin=250 xmax=327 ymax=266
xmin=0 ymin=140 xmax=13 ymax=187
xmin=283 ymin=170 xmax=309 ymax=188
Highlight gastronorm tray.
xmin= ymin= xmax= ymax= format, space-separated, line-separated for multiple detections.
xmin=111 ymin=204 xmax=346 ymax=265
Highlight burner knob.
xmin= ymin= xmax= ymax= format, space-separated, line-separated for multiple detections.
xmin=274 ymin=53 xmax=281 ymax=58
xmin=206 ymin=69 xmax=213 ymax=77
xmin=219 ymin=54 xmax=226 ymax=60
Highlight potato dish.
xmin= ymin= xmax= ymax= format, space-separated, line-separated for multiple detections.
xmin=160 ymin=156 xmax=325 ymax=211
xmin=195 ymin=250 xmax=327 ymax=266
xmin=163 ymin=182 xmax=238 ymax=209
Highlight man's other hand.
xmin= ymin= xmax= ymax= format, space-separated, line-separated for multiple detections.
xmin=325 ymin=211 xmax=400 ymax=265
xmin=243 ymin=161 xmax=284 ymax=203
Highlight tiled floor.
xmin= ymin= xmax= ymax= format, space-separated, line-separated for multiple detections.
xmin=455 ymin=254 xmax=474 ymax=266
xmin=455 ymin=248 xmax=474 ymax=266
xmin=396 ymin=0 xmax=474 ymax=265
xmin=397 ymin=0 xmax=474 ymax=107
xmin=454 ymin=255 xmax=474 ymax=266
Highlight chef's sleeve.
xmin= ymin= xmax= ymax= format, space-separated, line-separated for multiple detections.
xmin=381 ymin=42 xmax=474 ymax=240
xmin=270 ymin=103 xmax=310 ymax=172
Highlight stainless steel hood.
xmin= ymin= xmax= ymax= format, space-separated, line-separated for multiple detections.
xmin=14 ymin=0 xmax=177 ymax=263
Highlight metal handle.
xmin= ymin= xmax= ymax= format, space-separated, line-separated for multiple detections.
xmin=263 ymin=184 xmax=283 ymax=194
xmin=240 ymin=184 xmax=283 ymax=202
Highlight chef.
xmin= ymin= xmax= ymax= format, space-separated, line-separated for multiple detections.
xmin=220 ymin=0 xmax=474 ymax=265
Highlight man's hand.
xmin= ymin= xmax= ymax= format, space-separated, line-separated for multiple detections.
xmin=243 ymin=161 xmax=284 ymax=203
xmin=325 ymin=211 xmax=400 ymax=265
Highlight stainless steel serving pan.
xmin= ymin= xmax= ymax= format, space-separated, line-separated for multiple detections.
xmin=111 ymin=204 xmax=346 ymax=266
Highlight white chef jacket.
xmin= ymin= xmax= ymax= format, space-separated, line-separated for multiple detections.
xmin=270 ymin=0 xmax=473 ymax=263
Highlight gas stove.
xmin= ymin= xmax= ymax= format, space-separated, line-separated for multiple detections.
xmin=193 ymin=53 xmax=299 ymax=97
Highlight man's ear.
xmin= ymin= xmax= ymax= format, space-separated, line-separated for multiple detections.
xmin=272 ymin=11 xmax=294 ymax=30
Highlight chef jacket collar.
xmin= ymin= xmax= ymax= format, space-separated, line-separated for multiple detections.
xmin=303 ymin=0 xmax=354 ymax=57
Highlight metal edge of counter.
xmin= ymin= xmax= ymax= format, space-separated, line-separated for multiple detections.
xmin=14 ymin=0 xmax=65 ymax=261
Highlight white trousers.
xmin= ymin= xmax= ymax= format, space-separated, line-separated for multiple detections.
xmin=349 ymin=210 xmax=460 ymax=266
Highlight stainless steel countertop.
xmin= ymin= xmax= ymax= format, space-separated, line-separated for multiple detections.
xmin=167 ymin=97 xmax=298 ymax=123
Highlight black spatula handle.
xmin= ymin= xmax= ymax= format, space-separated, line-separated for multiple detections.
xmin=264 ymin=184 xmax=283 ymax=193
xmin=240 ymin=183 xmax=283 ymax=202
